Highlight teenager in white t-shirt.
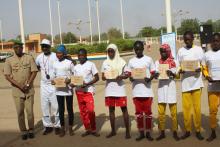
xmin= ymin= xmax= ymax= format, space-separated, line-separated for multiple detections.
xmin=154 ymin=44 xmax=180 ymax=141
xmin=35 ymin=39 xmax=60 ymax=135
xmin=101 ymin=44 xmax=131 ymax=139
xmin=52 ymin=45 xmax=74 ymax=137
xmin=126 ymin=41 xmax=156 ymax=141
xmin=202 ymin=33 xmax=220 ymax=142
xmin=71 ymin=48 xmax=100 ymax=137
xmin=177 ymin=31 xmax=204 ymax=140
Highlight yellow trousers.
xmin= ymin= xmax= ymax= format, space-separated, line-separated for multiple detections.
xmin=208 ymin=92 xmax=220 ymax=129
xmin=158 ymin=103 xmax=178 ymax=131
xmin=182 ymin=89 xmax=202 ymax=132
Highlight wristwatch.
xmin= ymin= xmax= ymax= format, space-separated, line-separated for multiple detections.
xmin=26 ymin=83 xmax=30 ymax=87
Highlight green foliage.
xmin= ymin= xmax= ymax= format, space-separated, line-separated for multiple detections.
xmin=107 ymin=27 xmax=122 ymax=41
xmin=51 ymin=39 xmax=134 ymax=55
xmin=177 ymin=18 xmax=200 ymax=34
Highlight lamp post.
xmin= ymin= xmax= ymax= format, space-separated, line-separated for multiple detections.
xmin=48 ymin=0 xmax=54 ymax=47
xmin=95 ymin=0 xmax=101 ymax=43
xmin=165 ymin=0 xmax=172 ymax=33
xmin=0 ymin=19 xmax=3 ymax=50
xmin=87 ymin=0 xmax=93 ymax=44
xmin=18 ymin=0 xmax=26 ymax=51
xmin=57 ymin=0 xmax=63 ymax=44
xmin=120 ymin=0 xmax=125 ymax=39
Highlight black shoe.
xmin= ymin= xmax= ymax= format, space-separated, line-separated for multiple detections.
xmin=173 ymin=131 xmax=180 ymax=141
xmin=136 ymin=131 xmax=145 ymax=141
xmin=43 ymin=127 xmax=53 ymax=135
xmin=196 ymin=132 xmax=204 ymax=140
xmin=181 ymin=131 xmax=191 ymax=140
xmin=55 ymin=128 xmax=60 ymax=135
xmin=91 ymin=132 xmax=100 ymax=137
xmin=125 ymin=132 xmax=131 ymax=139
xmin=146 ymin=132 xmax=154 ymax=141
xmin=28 ymin=133 xmax=35 ymax=139
xmin=21 ymin=134 xmax=28 ymax=140
xmin=81 ymin=131 xmax=91 ymax=137
xmin=206 ymin=130 xmax=216 ymax=142
xmin=156 ymin=131 xmax=165 ymax=141
xmin=106 ymin=132 xmax=116 ymax=138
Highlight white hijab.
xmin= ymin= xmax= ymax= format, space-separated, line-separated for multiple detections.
xmin=104 ymin=44 xmax=126 ymax=75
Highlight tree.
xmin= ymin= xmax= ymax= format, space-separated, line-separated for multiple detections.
xmin=54 ymin=32 xmax=77 ymax=44
xmin=137 ymin=26 xmax=159 ymax=37
xmin=177 ymin=18 xmax=200 ymax=35
xmin=124 ymin=32 xmax=130 ymax=39
xmin=63 ymin=32 xmax=77 ymax=44
xmin=107 ymin=27 xmax=122 ymax=41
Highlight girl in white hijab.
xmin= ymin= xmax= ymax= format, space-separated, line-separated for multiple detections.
xmin=101 ymin=44 xmax=131 ymax=139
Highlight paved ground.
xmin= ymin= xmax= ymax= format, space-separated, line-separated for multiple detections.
xmin=0 ymin=43 xmax=220 ymax=147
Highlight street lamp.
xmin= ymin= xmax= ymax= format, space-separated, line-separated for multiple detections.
xmin=48 ymin=0 xmax=54 ymax=47
xmin=87 ymin=0 xmax=93 ymax=44
xmin=57 ymin=0 xmax=63 ymax=44
xmin=0 ymin=19 xmax=3 ymax=50
xmin=165 ymin=0 xmax=172 ymax=33
xmin=95 ymin=0 xmax=101 ymax=43
xmin=120 ymin=0 xmax=125 ymax=39
xmin=18 ymin=0 xmax=26 ymax=51
xmin=68 ymin=20 xmax=90 ymax=44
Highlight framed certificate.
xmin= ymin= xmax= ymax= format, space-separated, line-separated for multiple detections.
xmin=131 ymin=68 xmax=147 ymax=79
xmin=158 ymin=64 xmax=169 ymax=79
xmin=54 ymin=78 xmax=66 ymax=88
xmin=181 ymin=60 xmax=199 ymax=71
xmin=104 ymin=69 xmax=119 ymax=79
xmin=209 ymin=60 xmax=220 ymax=80
xmin=71 ymin=76 xmax=84 ymax=86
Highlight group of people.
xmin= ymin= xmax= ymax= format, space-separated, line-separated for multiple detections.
xmin=3 ymin=31 xmax=220 ymax=142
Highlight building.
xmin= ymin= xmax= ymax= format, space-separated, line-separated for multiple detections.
xmin=0 ymin=33 xmax=47 ymax=53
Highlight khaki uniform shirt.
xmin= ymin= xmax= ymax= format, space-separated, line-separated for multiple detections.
xmin=4 ymin=54 xmax=38 ymax=97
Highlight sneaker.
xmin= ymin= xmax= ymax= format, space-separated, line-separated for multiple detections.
xmin=106 ymin=132 xmax=116 ymax=138
xmin=196 ymin=132 xmax=204 ymax=140
xmin=136 ymin=131 xmax=145 ymax=141
xmin=146 ymin=132 xmax=154 ymax=141
xmin=21 ymin=134 xmax=28 ymax=140
xmin=81 ymin=131 xmax=91 ymax=137
xmin=181 ymin=131 xmax=191 ymax=140
xmin=43 ymin=127 xmax=53 ymax=135
xmin=156 ymin=131 xmax=165 ymax=141
xmin=28 ymin=132 xmax=35 ymax=139
xmin=55 ymin=128 xmax=60 ymax=135
xmin=206 ymin=130 xmax=216 ymax=142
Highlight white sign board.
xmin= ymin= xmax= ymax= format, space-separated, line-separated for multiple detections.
xmin=161 ymin=32 xmax=176 ymax=59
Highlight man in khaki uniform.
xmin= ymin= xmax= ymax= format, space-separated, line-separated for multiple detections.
xmin=4 ymin=41 xmax=38 ymax=140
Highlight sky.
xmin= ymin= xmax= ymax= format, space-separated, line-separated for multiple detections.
xmin=0 ymin=0 xmax=220 ymax=40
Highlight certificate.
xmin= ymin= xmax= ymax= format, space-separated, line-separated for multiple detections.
xmin=181 ymin=60 xmax=199 ymax=71
xmin=131 ymin=68 xmax=147 ymax=79
xmin=104 ymin=69 xmax=119 ymax=79
xmin=71 ymin=76 xmax=84 ymax=86
xmin=209 ymin=60 xmax=220 ymax=80
xmin=54 ymin=78 xmax=66 ymax=88
xmin=158 ymin=64 xmax=169 ymax=79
